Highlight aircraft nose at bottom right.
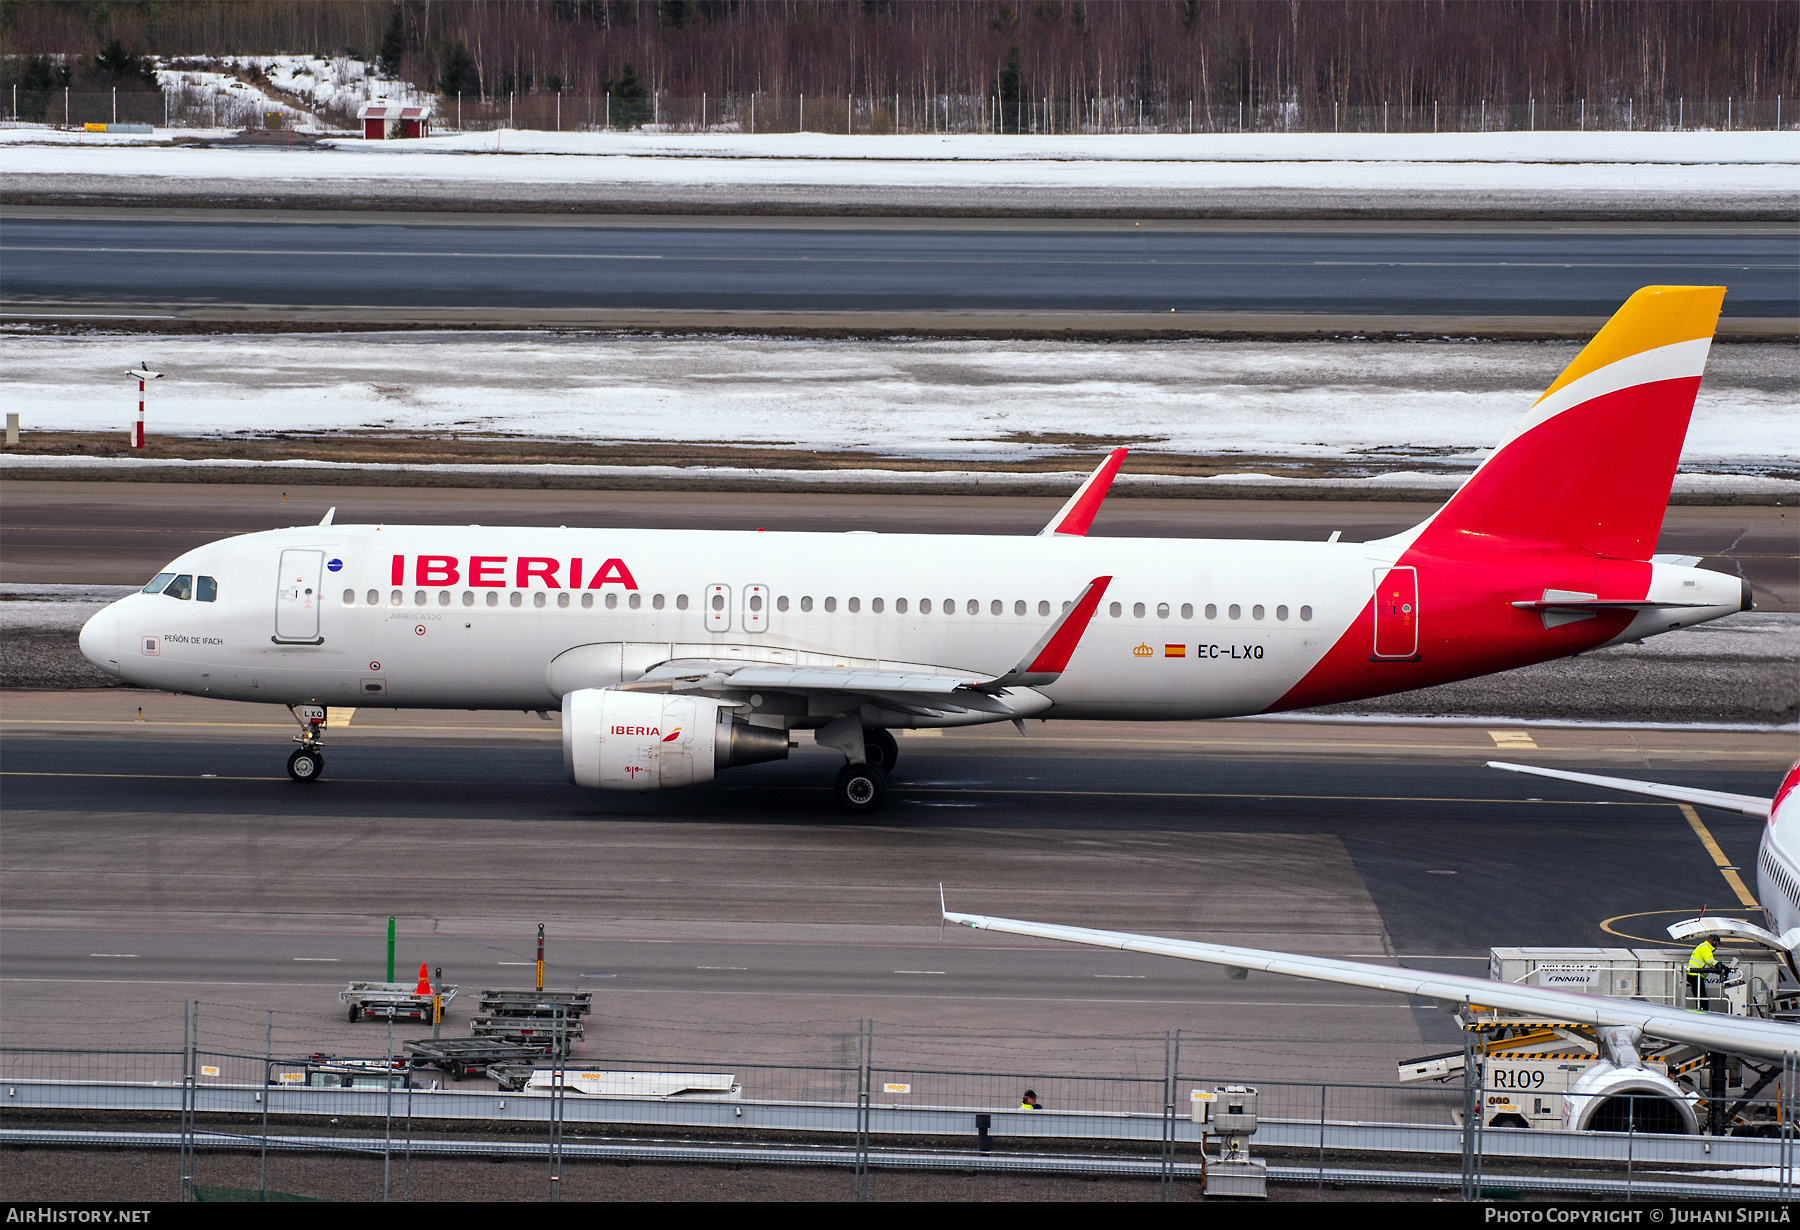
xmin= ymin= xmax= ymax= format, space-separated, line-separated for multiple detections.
xmin=78 ymin=603 xmax=123 ymax=678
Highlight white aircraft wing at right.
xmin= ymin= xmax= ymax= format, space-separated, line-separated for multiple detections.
xmin=941 ymin=904 xmax=1800 ymax=1061
xmin=1488 ymin=761 xmax=1772 ymax=819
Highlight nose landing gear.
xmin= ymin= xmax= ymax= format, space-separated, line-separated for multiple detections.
xmin=287 ymin=703 xmax=327 ymax=784
xmin=288 ymin=747 xmax=324 ymax=782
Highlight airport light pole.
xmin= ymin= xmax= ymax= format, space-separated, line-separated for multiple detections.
xmin=124 ymin=363 xmax=160 ymax=449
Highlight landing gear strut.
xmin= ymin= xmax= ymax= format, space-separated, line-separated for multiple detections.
xmin=864 ymin=728 xmax=899 ymax=774
xmin=287 ymin=703 xmax=327 ymax=783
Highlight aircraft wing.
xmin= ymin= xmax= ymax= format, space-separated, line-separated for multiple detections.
xmin=1038 ymin=448 xmax=1128 ymax=537
xmin=942 ymin=903 xmax=1800 ymax=1061
xmin=634 ymin=660 xmax=1021 ymax=715
xmin=621 ymin=576 xmax=1112 ymax=717
xmin=1489 ymin=761 xmax=1772 ymax=819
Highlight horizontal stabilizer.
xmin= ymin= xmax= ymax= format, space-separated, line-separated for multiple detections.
xmin=1509 ymin=598 xmax=1716 ymax=612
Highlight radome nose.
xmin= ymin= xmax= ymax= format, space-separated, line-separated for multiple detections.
xmin=79 ymin=604 xmax=122 ymax=677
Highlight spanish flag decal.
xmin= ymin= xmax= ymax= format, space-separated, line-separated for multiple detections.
xmin=1164 ymin=644 xmax=1186 ymax=658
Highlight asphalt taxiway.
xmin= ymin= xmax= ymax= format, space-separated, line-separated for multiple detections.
xmin=2 ymin=692 xmax=1788 ymax=1085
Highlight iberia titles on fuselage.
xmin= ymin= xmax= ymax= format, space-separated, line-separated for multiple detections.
xmin=77 ymin=287 xmax=1751 ymax=810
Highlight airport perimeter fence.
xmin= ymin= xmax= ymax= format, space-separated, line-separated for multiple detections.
xmin=6 ymin=86 xmax=1795 ymax=135
xmin=4 ymin=1022 xmax=1799 ymax=1202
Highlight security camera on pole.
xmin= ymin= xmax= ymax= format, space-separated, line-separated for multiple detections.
xmin=124 ymin=363 xmax=161 ymax=449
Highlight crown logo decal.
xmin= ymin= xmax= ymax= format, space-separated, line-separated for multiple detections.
xmin=1132 ymin=642 xmax=1154 ymax=657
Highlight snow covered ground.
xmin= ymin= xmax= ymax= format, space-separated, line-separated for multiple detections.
xmin=153 ymin=53 xmax=417 ymax=132
xmin=1 ymin=331 xmax=1791 ymax=480
xmin=2 ymin=129 xmax=1793 ymax=197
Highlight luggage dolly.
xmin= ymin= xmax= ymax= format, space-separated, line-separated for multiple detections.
xmin=404 ymin=1037 xmax=553 ymax=1082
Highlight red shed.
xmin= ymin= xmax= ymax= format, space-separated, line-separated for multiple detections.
xmin=358 ymin=101 xmax=431 ymax=139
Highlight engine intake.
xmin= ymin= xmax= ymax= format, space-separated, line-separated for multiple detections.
xmin=1561 ymin=1060 xmax=1698 ymax=1135
xmin=562 ymin=688 xmax=788 ymax=791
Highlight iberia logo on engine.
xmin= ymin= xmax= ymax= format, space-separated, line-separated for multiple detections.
xmin=613 ymin=726 xmax=660 ymax=736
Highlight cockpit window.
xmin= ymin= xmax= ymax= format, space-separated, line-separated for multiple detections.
xmin=163 ymin=574 xmax=193 ymax=600
xmin=142 ymin=572 xmax=176 ymax=594
xmin=196 ymin=576 xmax=218 ymax=603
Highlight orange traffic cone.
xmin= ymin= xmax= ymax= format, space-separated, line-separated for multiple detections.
xmin=414 ymin=962 xmax=431 ymax=995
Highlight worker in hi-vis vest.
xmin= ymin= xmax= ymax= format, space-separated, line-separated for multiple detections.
xmin=1686 ymin=939 xmax=1721 ymax=1004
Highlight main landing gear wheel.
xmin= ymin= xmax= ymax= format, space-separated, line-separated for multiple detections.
xmin=864 ymin=728 xmax=899 ymax=774
xmin=834 ymin=761 xmax=888 ymax=813
xmin=287 ymin=748 xmax=324 ymax=783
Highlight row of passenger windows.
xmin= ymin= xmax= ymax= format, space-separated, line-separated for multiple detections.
xmin=143 ymin=572 xmax=219 ymax=602
xmin=351 ymin=588 xmax=673 ymax=610
xmin=348 ymin=588 xmax=1312 ymax=622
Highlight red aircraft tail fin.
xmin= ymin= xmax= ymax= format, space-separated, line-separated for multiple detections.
xmin=1413 ymin=286 xmax=1724 ymax=560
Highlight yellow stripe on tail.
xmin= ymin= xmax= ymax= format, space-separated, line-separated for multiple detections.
xmin=1535 ymin=285 xmax=1725 ymax=405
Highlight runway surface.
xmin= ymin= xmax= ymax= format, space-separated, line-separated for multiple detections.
xmin=2 ymin=693 xmax=1789 ymax=1084
xmin=3 ymin=216 xmax=1793 ymax=321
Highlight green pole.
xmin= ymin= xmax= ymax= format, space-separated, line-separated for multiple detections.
xmin=387 ymin=915 xmax=396 ymax=983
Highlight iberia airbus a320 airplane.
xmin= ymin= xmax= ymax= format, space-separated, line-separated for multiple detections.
xmin=79 ymin=286 xmax=1749 ymax=811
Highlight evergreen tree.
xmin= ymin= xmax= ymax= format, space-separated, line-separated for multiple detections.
xmin=376 ymin=5 xmax=405 ymax=78
xmin=999 ymin=42 xmax=1024 ymax=133
xmin=607 ymin=61 xmax=651 ymax=128
xmin=90 ymin=39 xmax=157 ymax=89
xmin=438 ymin=40 xmax=478 ymax=97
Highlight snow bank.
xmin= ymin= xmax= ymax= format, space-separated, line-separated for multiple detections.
xmin=3 ymin=454 xmax=1792 ymax=499
xmin=1 ymin=129 xmax=1791 ymax=195
xmin=1 ymin=333 xmax=1790 ymax=472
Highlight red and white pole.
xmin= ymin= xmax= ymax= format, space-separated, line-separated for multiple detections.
xmin=124 ymin=366 xmax=159 ymax=449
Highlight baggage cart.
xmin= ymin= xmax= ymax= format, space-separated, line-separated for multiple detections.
xmin=403 ymin=1036 xmax=551 ymax=1081
xmin=339 ymin=980 xmax=458 ymax=1023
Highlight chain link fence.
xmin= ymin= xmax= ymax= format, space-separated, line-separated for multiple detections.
xmin=5 ymin=1014 xmax=1798 ymax=1202
xmin=3 ymin=85 xmax=1792 ymax=134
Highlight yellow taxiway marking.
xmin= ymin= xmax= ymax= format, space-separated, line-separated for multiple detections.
xmin=1489 ymin=730 xmax=1539 ymax=750
xmin=907 ymin=786 xmax=1733 ymax=807
xmin=1679 ymin=802 xmax=1761 ymax=908
xmin=0 ymin=769 xmax=1761 ymax=814
xmin=0 ymin=720 xmax=1777 ymax=760
xmin=1601 ymin=909 xmax=1763 ymax=946
xmin=1 ymin=771 xmax=281 ymax=781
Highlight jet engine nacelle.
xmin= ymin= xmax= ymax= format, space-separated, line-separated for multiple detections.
xmin=562 ymin=688 xmax=788 ymax=791
xmin=1560 ymin=1061 xmax=1698 ymax=1135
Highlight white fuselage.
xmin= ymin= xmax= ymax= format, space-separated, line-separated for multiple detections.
xmin=79 ymin=522 xmax=1744 ymax=724
xmin=1758 ymin=780 xmax=1800 ymax=939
